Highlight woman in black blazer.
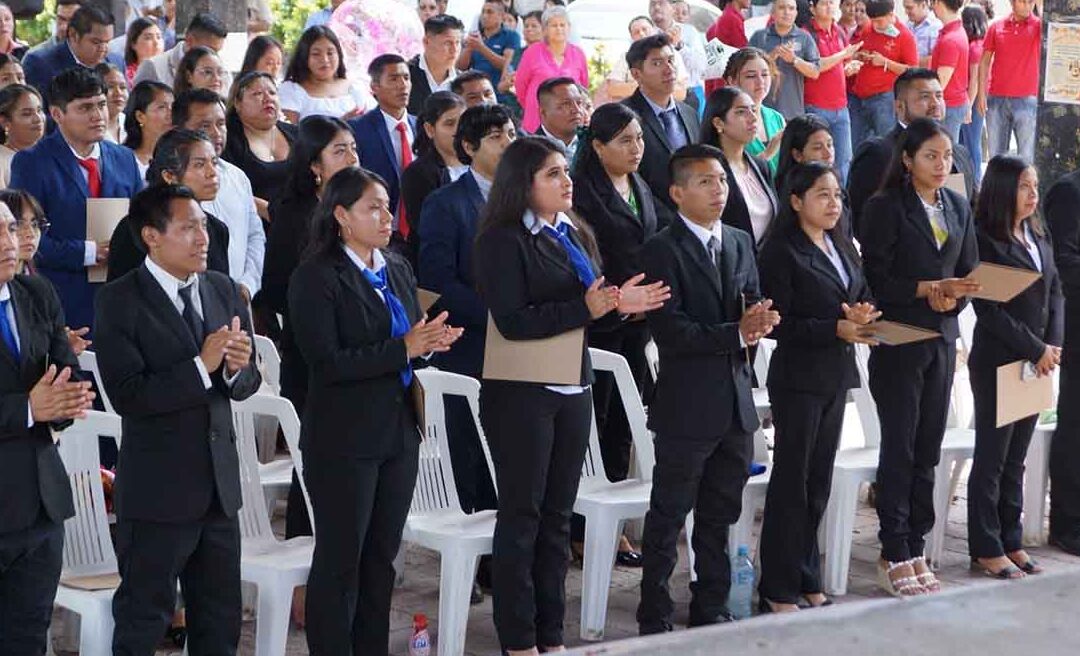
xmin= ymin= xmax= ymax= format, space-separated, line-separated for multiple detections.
xmin=774 ymin=114 xmax=854 ymax=241
xmin=967 ymin=156 xmax=1063 ymax=579
xmin=700 ymin=87 xmax=778 ymax=246
xmin=261 ymin=116 xmax=358 ymax=539
xmin=860 ymin=118 xmax=980 ymax=596
xmin=757 ymin=162 xmax=880 ymax=612
xmin=474 ymin=136 xmax=668 ymax=654
xmin=400 ymin=90 xmax=466 ymax=262
xmin=288 ymin=166 xmax=462 ymax=655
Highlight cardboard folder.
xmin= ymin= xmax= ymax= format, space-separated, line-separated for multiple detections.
xmin=417 ymin=289 xmax=441 ymax=315
xmin=967 ymin=262 xmax=1041 ymax=303
xmin=86 ymin=198 xmax=130 ymax=283
xmin=996 ymin=360 xmax=1054 ymax=428
xmin=862 ymin=320 xmax=941 ymax=346
xmin=410 ymin=377 xmax=427 ymax=440
xmin=482 ymin=314 xmax=584 ymax=385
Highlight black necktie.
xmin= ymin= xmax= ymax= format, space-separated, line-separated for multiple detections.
xmin=707 ymin=236 xmax=723 ymax=301
xmin=660 ymin=108 xmax=687 ymax=150
xmin=178 ymin=283 xmax=205 ymax=345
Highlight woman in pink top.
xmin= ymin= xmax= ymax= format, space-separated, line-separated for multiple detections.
xmin=514 ymin=6 xmax=589 ymax=133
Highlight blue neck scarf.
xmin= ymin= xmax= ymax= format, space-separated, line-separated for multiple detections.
xmin=546 ymin=222 xmax=596 ymax=288
xmin=360 ymin=267 xmax=413 ymax=387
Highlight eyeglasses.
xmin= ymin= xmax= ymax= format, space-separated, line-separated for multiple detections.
xmin=15 ymin=219 xmax=50 ymax=233
xmin=195 ymin=67 xmax=226 ymax=78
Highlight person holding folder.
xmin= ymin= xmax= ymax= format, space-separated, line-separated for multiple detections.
xmin=967 ymin=155 xmax=1063 ymax=579
xmin=860 ymin=117 xmax=979 ymax=596
xmin=637 ymin=144 xmax=780 ymax=633
xmin=474 ymin=136 xmax=668 ymax=655
xmin=756 ymin=162 xmax=879 ymax=613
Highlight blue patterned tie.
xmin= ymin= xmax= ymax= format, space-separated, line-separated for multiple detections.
xmin=0 ymin=299 xmax=18 ymax=361
xmin=361 ymin=267 xmax=413 ymax=387
xmin=660 ymin=108 xmax=687 ymax=150
xmin=546 ymin=223 xmax=597 ymax=287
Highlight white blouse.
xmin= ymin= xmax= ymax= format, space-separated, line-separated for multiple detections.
xmin=277 ymin=80 xmax=377 ymax=121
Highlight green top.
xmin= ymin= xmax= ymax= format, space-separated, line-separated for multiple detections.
xmin=626 ymin=186 xmax=640 ymax=217
xmin=745 ymin=105 xmax=785 ymax=176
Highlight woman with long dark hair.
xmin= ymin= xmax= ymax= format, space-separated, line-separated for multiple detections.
xmin=775 ymin=114 xmax=853 ymax=239
xmin=860 ymin=117 xmax=979 ymax=596
xmin=701 ymin=86 xmax=778 ymax=246
xmin=124 ymin=17 xmax=164 ymax=85
xmin=240 ymin=34 xmax=285 ymax=80
xmin=723 ymin=47 xmax=785 ymax=172
xmin=278 ymin=26 xmax=375 ymax=122
xmin=174 ymin=46 xmax=227 ymax=97
xmin=0 ymin=83 xmax=42 ymax=187
xmin=122 ymin=81 xmax=174 ymax=179
xmin=756 ymin=162 xmax=878 ymax=612
xmin=569 ymin=102 xmax=658 ymax=565
xmin=288 ymin=166 xmax=462 ymax=654
xmin=967 ymin=155 xmax=1062 ymax=579
xmin=475 ymin=136 xmax=668 ymax=655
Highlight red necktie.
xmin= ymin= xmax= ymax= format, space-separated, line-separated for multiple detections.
xmin=77 ymin=157 xmax=101 ymax=198
xmin=396 ymin=121 xmax=413 ymax=238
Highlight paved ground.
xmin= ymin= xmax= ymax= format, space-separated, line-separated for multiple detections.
xmin=52 ymin=471 xmax=1080 ymax=655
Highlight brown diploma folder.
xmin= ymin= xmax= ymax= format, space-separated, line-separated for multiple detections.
xmin=861 ymin=320 xmax=941 ymax=346
xmin=968 ymin=262 xmax=1041 ymax=303
xmin=482 ymin=314 xmax=584 ymax=385
xmin=86 ymin=198 xmax=130 ymax=283
xmin=996 ymin=360 xmax=1054 ymax=428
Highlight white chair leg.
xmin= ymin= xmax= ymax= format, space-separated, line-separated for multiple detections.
xmin=254 ymin=581 xmax=293 ymax=656
xmin=79 ymin=607 xmax=115 ymax=656
xmin=685 ymin=511 xmax=696 ymax=582
xmin=728 ymin=486 xmax=762 ymax=560
xmin=579 ymin=514 xmax=621 ymax=641
xmin=437 ymin=549 xmax=479 ymax=656
xmin=822 ymin=475 xmax=860 ymax=596
xmin=927 ymin=456 xmax=957 ymax=567
xmin=1023 ymin=427 xmax=1053 ymax=546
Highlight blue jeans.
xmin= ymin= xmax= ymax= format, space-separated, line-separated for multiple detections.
xmin=849 ymin=91 xmax=895 ymax=147
xmin=959 ymin=105 xmax=985 ymax=187
xmin=806 ymin=104 xmax=853 ymax=184
xmin=986 ymin=95 xmax=1037 ymax=163
xmin=943 ymin=105 xmax=966 ymax=144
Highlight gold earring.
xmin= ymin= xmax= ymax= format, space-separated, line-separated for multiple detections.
xmin=314 ymin=173 xmax=322 ymax=187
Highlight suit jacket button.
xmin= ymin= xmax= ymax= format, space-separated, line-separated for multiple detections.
xmin=209 ymin=430 xmax=218 ymax=441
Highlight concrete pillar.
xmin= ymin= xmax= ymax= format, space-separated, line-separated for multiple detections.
xmin=1035 ymin=3 xmax=1080 ymax=189
xmin=83 ymin=0 xmax=127 ymax=35
xmin=177 ymin=0 xmax=248 ymax=35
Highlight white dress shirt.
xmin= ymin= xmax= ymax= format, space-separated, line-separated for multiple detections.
xmin=66 ymin=141 xmax=103 ymax=267
xmin=381 ymin=109 xmax=414 ymax=169
xmin=417 ymin=54 xmax=459 ymax=94
xmin=679 ymin=214 xmax=747 ymax=347
xmin=201 ymin=160 xmax=266 ymax=296
xmin=471 ymin=169 xmax=493 ymax=201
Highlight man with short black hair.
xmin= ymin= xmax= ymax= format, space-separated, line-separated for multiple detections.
xmin=133 ymin=12 xmax=231 ymax=90
xmin=408 ymin=14 xmax=465 ymax=115
xmin=623 ymin=32 xmax=700 ymax=227
xmin=26 ymin=0 xmax=83 ymax=55
xmin=903 ymin=0 xmax=941 ymax=67
xmin=459 ymin=0 xmax=521 ymax=98
xmin=22 ymin=5 xmax=124 ymax=97
xmin=96 ymin=183 xmax=261 ymax=655
xmin=536 ymin=77 xmax=584 ymax=161
xmin=451 ymin=69 xmax=498 ymax=107
xmin=10 ymin=67 xmax=142 ymax=335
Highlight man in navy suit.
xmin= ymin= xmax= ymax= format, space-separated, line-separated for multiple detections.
xmin=10 ymin=67 xmax=143 ymax=336
xmin=349 ymin=53 xmax=418 ymax=252
xmin=417 ymin=104 xmax=516 ymax=517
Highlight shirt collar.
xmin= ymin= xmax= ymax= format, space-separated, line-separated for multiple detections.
xmin=470 ymin=168 xmax=493 ymax=200
xmin=679 ymin=213 xmax=723 ymax=250
xmin=1008 ymin=12 xmax=1035 ymax=25
xmin=417 ymin=53 xmax=459 ymax=90
xmin=540 ymin=124 xmax=578 ymax=149
xmin=144 ymin=255 xmax=198 ymax=301
xmin=381 ymin=108 xmax=410 ymax=134
xmin=642 ymin=92 xmax=677 ymax=117
xmin=66 ymin=42 xmax=96 ymax=69
xmin=342 ymin=244 xmax=387 ymax=274
xmin=67 ymin=140 xmax=101 ymax=162
xmin=523 ymin=209 xmax=574 ymax=235
xmin=0 ymin=282 xmax=9 ymax=302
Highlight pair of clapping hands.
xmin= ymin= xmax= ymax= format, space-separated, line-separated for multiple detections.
xmin=199 ymin=316 xmax=255 ymax=376
xmin=584 ymin=274 xmax=671 ymax=319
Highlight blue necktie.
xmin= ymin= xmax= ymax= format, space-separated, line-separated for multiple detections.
xmin=0 ymin=299 xmax=19 ymax=361
xmin=546 ymin=223 xmax=597 ymax=288
xmin=660 ymin=108 xmax=687 ymax=150
xmin=361 ymin=266 xmax=413 ymax=387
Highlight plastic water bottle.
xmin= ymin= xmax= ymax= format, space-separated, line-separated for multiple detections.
xmin=729 ymin=545 xmax=755 ymax=619
xmin=408 ymin=613 xmax=431 ymax=656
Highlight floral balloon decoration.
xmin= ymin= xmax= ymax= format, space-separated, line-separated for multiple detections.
xmin=329 ymin=0 xmax=425 ymax=87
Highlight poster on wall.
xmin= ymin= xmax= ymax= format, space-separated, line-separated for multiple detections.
xmin=1045 ymin=21 xmax=1080 ymax=106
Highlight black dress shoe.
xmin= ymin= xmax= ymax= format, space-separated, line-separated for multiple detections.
xmin=687 ymin=610 xmax=736 ymax=627
xmin=616 ymin=549 xmax=644 ymax=567
xmin=639 ymin=620 xmax=674 ymax=635
xmin=470 ymin=581 xmax=484 ymax=605
xmin=1051 ymin=532 xmax=1080 ymax=557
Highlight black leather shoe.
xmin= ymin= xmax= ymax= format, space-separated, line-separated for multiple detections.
xmin=1050 ymin=532 xmax=1080 ymax=557
xmin=616 ymin=549 xmax=644 ymax=567
xmin=639 ymin=620 xmax=673 ymax=635
xmin=687 ymin=610 xmax=736 ymax=627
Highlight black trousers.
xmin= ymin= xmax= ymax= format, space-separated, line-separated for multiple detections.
xmin=112 ymin=502 xmax=241 ymax=656
xmin=445 ymin=395 xmax=498 ymax=514
xmin=968 ymin=366 xmax=1038 ymax=558
xmin=1051 ymin=362 xmax=1080 ymax=539
xmin=480 ymin=383 xmax=592 ymax=650
xmin=282 ymin=352 xmax=312 ymax=539
xmin=638 ymin=428 xmax=752 ymax=629
xmin=0 ymin=518 xmax=64 ymax=656
xmin=303 ymin=439 xmax=418 ymax=655
xmin=758 ymin=387 xmax=847 ymax=603
xmin=869 ymin=339 xmax=955 ymax=562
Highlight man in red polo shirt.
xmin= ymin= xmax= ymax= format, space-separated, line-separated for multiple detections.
xmin=805 ymin=0 xmax=863 ymax=182
xmin=929 ymin=0 xmax=968 ymax=142
xmin=976 ymin=0 xmax=1040 ymax=163
xmin=850 ymin=0 xmax=918 ymax=146
xmin=704 ymin=0 xmax=750 ymax=95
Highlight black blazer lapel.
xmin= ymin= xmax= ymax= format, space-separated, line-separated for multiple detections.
xmin=532 ymin=227 xmax=581 ymax=279
xmin=631 ymin=173 xmax=658 ymax=237
xmin=748 ymin=155 xmax=779 ymax=221
xmin=902 ymin=186 xmax=941 ymax=251
xmin=136 ymin=266 xmax=199 ymax=354
xmin=46 ymin=134 xmax=89 ymax=197
xmin=719 ymin=227 xmax=740 ymax=317
xmin=672 ymin=218 xmax=724 ymax=300
xmin=633 ymin=92 xmax=673 ymax=152
xmin=334 ymin=252 xmax=388 ymax=319
xmin=793 ymin=228 xmax=848 ymax=294
xmin=197 ymin=274 xmax=232 ymax=334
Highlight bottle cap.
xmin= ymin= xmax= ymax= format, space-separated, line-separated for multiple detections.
xmin=414 ymin=613 xmax=428 ymax=629
xmin=737 ymin=544 xmax=749 ymax=557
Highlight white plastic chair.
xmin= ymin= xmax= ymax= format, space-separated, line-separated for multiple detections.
xmin=577 ymin=348 xmax=656 ymax=641
xmin=52 ymin=411 xmax=124 ymax=655
xmin=253 ymin=335 xmax=282 ymax=392
xmin=1023 ymin=420 xmax=1056 ymax=545
xmin=232 ymin=394 xmax=314 ymax=656
xmin=406 ymin=369 xmax=498 ymax=656
xmin=77 ymin=350 xmax=115 ymax=414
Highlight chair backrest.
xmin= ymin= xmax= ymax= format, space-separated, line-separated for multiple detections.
xmin=77 ymin=350 xmax=115 ymax=414
xmin=850 ymin=344 xmax=882 ymax=449
xmin=958 ymin=305 xmax=976 ymax=357
xmin=56 ymin=411 xmax=122 ymax=578
xmin=588 ymin=347 xmax=655 ymax=480
xmin=754 ymin=339 xmax=776 ymax=388
xmin=253 ymin=335 xmax=282 ymax=392
xmin=644 ymin=339 xmax=659 ymax=386
xmin=412 ymin=369 xmax=488 ymax=514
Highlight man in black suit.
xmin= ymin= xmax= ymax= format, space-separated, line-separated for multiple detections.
xmin=638 ymin=145 xmax=780 ymax=633
xmin=623 ymin=33 xmax=701 ymax=227
xmin=847 ymin=67 xmax=977 ymax=235
xmin=0 ymin=203 xmax=95 ymax=655
xmin=406 ymin=14 xmax=465 ymax=116
xmin=94 ymin=185 xmax=262 ymax=655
